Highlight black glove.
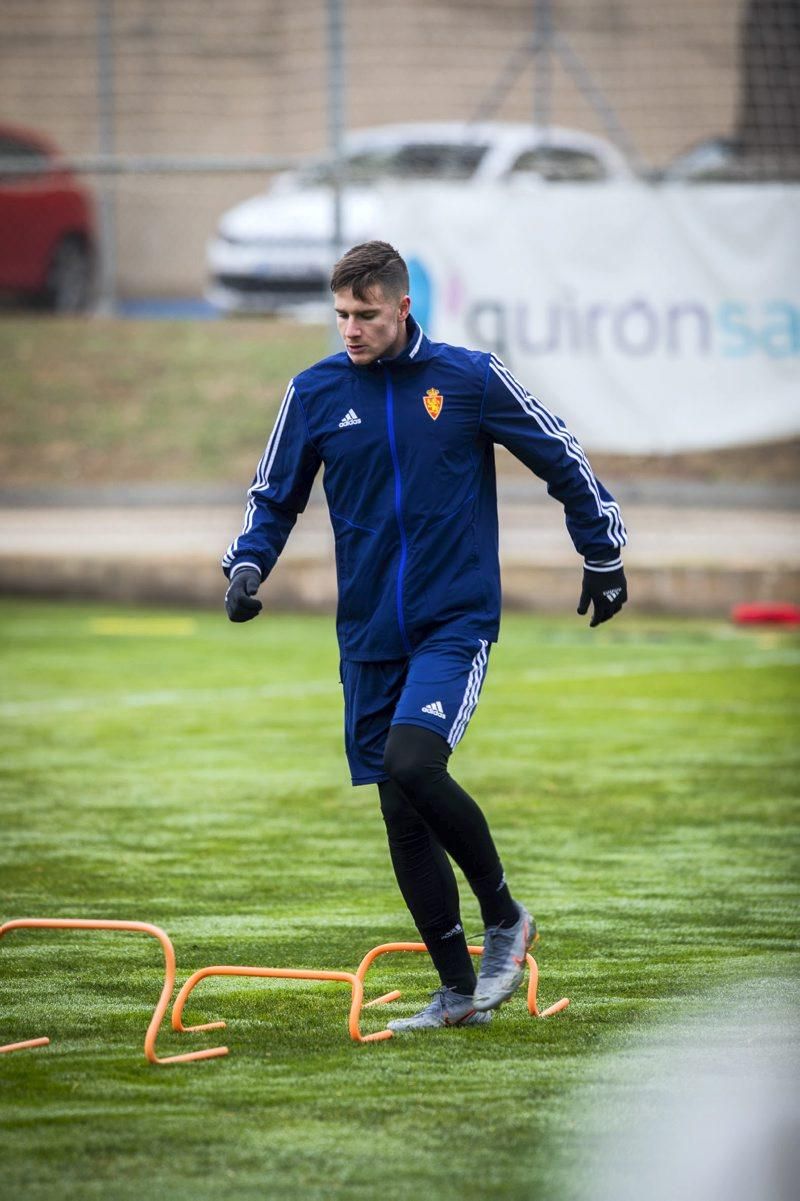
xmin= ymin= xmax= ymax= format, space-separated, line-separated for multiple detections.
xmin=577 ymin=563 xmax=627 ymax=628
xmin=225 ymin=567 xmax=263 ymax=623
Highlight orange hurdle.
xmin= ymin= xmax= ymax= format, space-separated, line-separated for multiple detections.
xmin=171 ymin=964 xmax=393 ymax=1045
xmin=354 ymin=941 xmax=570 ymax=1019
xmin=0 ymin=918 xmax=229 ymax=1064
xmin=1 ymin=920 xmax=568 ymax=1062
xmin=0 ymin=1036 xmax=50 ymax=1054
xmin=171 ymin=941 xmax=568 ymax=1052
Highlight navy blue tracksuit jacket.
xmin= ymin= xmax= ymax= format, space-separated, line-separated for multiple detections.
xmin=222 ymin=316 xmax=627 ymax=661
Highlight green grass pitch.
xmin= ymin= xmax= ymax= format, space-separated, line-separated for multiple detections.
xmin=1 ymin=600 xmax=798 ymax=1200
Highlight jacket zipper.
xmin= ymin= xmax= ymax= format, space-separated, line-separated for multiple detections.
xmin=384 ymin=368 xmax=411 ymax=654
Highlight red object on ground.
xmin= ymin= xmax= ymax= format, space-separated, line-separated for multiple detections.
xmin=732 ymin=603 xmax=800 ymax=625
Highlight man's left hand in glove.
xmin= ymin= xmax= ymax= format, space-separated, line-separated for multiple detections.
xmin=577 ymin=559 xmax=628 ymax=628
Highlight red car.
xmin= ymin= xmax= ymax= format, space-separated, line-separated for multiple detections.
xmin=0 ymin=122 xmax=96 ymax=311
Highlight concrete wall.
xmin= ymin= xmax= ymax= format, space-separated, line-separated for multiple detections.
xmin=1 ymin=0 xmax=742 ymax=295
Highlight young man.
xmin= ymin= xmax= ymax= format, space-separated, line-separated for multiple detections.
xmin=223 ymin=241 xmax=627 ymax=1032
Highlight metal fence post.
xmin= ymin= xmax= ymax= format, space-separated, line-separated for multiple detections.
xmin=95 ymin=0 xmax=117 ymax=313
xmin=533 ymin=0 xmax=553 ymax=131
xmin=327 ymin=0 xmax=346 ymax=349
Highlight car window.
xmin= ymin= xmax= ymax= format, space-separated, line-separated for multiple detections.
xmin=0 ymin=135 xmax=47 ymax=165
xmin=388 ymin=143 xmax=487 ymax=180
xmin=298 ymin=143 xmax=487 ymax=186
xmin=509 ymin=147 xmax=606 ymax=182
xmin=0 ymin=134 xmax=48 ymax=171
xmin=299 ymin=150 xmax=395 ymax=187
xmin=343 ymin=151 xmax=399 ymax=183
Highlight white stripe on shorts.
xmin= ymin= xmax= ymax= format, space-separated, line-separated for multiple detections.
xmin=447 ymin=639 xmax=488 ymax=748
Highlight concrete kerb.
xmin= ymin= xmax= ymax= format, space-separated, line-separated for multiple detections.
xmin=0 ymin=483 xmax=797 ymax=615
xmin=1 ymin=553 xmax=798 ymax=616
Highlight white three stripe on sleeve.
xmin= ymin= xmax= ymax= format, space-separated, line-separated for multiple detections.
xmin=489 ymin=356 xmax=626 ymax=549
xmin=222 ymin=381 xmax=295 ymax=566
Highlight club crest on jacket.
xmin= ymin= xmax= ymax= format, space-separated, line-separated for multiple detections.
xmin=423 ymin=387 xmax=443 ymax=420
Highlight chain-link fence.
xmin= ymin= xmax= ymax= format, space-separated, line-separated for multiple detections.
xmin=1 ymin=0 xmax=798 ymax=302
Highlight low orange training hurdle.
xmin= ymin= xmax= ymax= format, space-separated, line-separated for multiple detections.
xmin=0 ymin=919 xmax=228 ymax=1064
xmin=1 ymin=918 xmax=569 ymax=1063
xmin=171 ymin=963 xmax=390 ymax=1046
xmin=354 ymin=941 xmax=571 ymax=1020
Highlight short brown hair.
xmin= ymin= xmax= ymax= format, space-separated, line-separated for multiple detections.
xmin=330 ymin=241 xmax=409 ymax=301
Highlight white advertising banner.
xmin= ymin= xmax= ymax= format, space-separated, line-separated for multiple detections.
xmin=379 ymin=183 xmax=800 ymax=452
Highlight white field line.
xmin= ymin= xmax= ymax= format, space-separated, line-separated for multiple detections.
xmin=0 ymin=680 xmax=336 ymax=719
xmin=519 ymin=651 xmax=800 ymax=685
xmin=545 ymin=696 xmax=800 ymax=715
xmin=2 ymin=652 xmax=798 ymax=720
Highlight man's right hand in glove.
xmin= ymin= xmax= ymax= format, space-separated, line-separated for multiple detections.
xmin=225 ymin=566 xmax=263 ymax=623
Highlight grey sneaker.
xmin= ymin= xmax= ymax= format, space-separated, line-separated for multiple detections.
xmin=473 ymin=901 xmax=536 ymax=1012
xmin=387 ymin=986 xmax=493 ymax=1033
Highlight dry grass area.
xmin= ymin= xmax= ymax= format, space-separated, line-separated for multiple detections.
xmin=1 ymin=316 xmax=796 ymax=489
xmin=584 ymin=439 xmax=800 ymax=484
xmin=499 ymin=437 xmax=800 ymax=485
xmin=0 ymin=317 xmax=327 ymax=487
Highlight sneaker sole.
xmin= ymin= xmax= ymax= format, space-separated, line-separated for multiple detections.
xmin=472 ymin=968 xmax=525 ymax=1011
xmin=473 ymin=914 xmax=539 ymax=1011
xmin=387 ymin=1009 xmax=492 ymax=1032
xmin=387 ymin=1021 xmax=490 ymax=1032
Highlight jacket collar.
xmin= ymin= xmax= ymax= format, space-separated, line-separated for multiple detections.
xmin=359 ymin=313 xmax=432 ymax=372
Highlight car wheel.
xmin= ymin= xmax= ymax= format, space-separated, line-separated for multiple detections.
xmin=43 ymin=236 xmax=93 ymax=312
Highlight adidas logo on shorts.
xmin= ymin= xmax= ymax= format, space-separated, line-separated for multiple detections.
xmin=338 ymin=408 xmax=362 ymax=428
xmin=421 ymin=700 xmax=447 ymax=719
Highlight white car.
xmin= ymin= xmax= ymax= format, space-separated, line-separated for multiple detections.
xmin=206 ymin=122 xmax=634 ymax=315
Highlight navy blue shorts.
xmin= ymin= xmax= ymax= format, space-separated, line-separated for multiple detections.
xmin=341 ymin=629 xmax=491 ymax=786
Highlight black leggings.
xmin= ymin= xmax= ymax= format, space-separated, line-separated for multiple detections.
xmin=378 ymin=724 xmax=514 ymax=991
xmin=381 ymin=723 xmax=507 ymax=897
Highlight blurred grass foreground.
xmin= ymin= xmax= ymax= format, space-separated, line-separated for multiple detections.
xmin=1 ymin=602 xmax=798 ymax=1199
